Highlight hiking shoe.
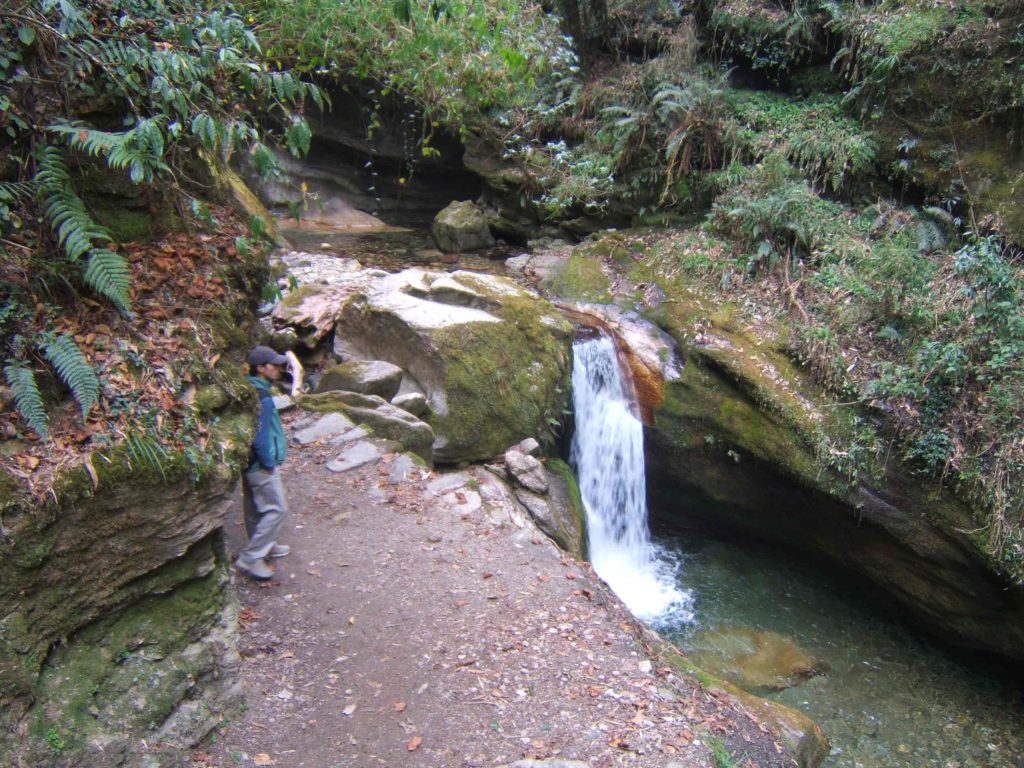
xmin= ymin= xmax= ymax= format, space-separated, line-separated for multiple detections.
xmin=268 ymin=543 xmax=291 ymax=559
xmin=235 ymin=556 xmax=273 ymax=581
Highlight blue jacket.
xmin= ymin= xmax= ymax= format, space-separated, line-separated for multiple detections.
xmin=249 ymin=375 xmax=286 ymax=471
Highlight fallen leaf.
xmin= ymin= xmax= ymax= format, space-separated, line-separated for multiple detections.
xmin=407 ymin=736 xmax=422 ymax=751
xmin=393 ymin=701 xmax=407 ymax=712
xmin=253 ymin=754 xmax=274 ymax=766
xmin=17 ymin=455 xmax=40 ymax=470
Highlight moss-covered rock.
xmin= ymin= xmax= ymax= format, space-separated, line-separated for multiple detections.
xmin=298 ymin=390 xmax=435 ymax=463
xmin=540 ymin=251 xmax=612 ymax=303
xmin=431 ymin=200 xmax=496 ymax=253
xmin=0 ymin=416 xmax=252 ymax=767
xmin=334 ymin=269 xmax=574 ymax=463
xmin=643 ymin=292 xmax=1024 ymax=666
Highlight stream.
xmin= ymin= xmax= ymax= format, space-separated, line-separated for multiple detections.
xmin=567 ymin=332 xmax=1024 ymax=768
xmin=657 ymin=532 xmax=1024 ymax=768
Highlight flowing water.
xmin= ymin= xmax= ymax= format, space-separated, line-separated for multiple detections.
xmin=569 ymin=335 xmax=692 ymax=625
xmin=568 ymin=334 xmax=1024 ymax=768
xmin=658 ymin=535 xmax=1024 ymax=768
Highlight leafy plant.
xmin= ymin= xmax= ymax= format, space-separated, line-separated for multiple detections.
xmin=0 ymin=0 xmax=322 ymax=440
xmin=4 ymin=333 xmax=100 ymax=441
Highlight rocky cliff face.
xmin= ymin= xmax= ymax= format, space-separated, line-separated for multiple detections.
xmin=643 ymin=331 xmax=1024 ymax=666
xmin=0 ymin=417 xmax=251 ymax=767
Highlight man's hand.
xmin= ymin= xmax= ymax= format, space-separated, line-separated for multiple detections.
xmin=284 ymin=350 xmax=304 ymax=397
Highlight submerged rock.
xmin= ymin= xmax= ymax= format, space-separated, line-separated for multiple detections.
xmin=689 ymin=625 xmax=830 ymax=693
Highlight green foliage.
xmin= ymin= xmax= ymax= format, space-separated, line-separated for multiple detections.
xmin=705 ymin=735 xmax=737 ymax=768
xmin=44 ymin=334 xmax=99 ymax=419
xmin=830 ymin=1 xmax=953 ymax=116
xmin=36 ymin=145 xmax=133 ymax=309
xmin=124 ymin=429 xmax=169 ymax=482
xmin=3 ymin=333 xmax=100 ymax=441
xmin=0 ymin=0 xmax=321 ymax=444
xmin=708 ymin=156 xmax=844 ymax=277
xmin=5 ymin=363 xmax=50 ymax=441
xmin=709 ymin=0 xmax=823 ymax=83
xmin=253 ymin=0 xmax=575 ymax=128
xmin=724 ymin=91 xmax=877 ymax=193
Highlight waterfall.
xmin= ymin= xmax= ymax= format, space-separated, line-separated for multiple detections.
xmin=570 ymin=335 xmax=693 ymax=625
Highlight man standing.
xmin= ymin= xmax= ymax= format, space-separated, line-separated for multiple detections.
xmin=236 ymin=345 xmax=292 ymax=581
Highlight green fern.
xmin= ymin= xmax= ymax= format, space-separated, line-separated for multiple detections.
xmin=44 ymin=334 xmax=99 ymax=419
xmin=50 ymin=119 xmax=170 ymax=184
xmin=36 ymin=145 xmax=133 ymax=309
xmin=124 ymin=430 xmax=168 ymax=482
xmin=37 ymin=145 xmax=113 ymax=262
xmin=4 ymin=363 xmax=49 ymax=441
xmin=84 ymin=249 xmax=132 ymax=311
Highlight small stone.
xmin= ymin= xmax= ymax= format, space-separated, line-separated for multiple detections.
xmin=273 ymin=394 xmax=296 ymax=412
xmin=326 ymin=441 xmax=383 ymax=473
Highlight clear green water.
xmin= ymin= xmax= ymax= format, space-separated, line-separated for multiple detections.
xmin=658 ymin=535 xmax=1024 ymax=768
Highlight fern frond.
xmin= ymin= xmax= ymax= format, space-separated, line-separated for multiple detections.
xmin=36 ymin=145 xmax=113 ymax=262
xmin=84 ymin=249 xmax=132 ymax=310
xmin=124 ymin=430 xmax=168 ymax=482
xmin=44 ymin=334 xmax=99 ymax=418
xmin=4 ymin=364 xmax=49 ymax=441
xmin=50 ymin=119 xmax=170 ymax=183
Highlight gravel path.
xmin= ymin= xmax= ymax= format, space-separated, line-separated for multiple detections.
xmin=190 ymin=416 xmax=792 ymax=768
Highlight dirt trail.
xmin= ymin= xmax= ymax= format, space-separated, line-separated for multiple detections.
xmin=191 ymin=413 xmax=791 ymax=768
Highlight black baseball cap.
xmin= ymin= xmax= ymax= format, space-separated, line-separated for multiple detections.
xmin=247 ymin=345 xmax=289 ymax=366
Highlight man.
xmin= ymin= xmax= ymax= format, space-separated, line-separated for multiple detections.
xmin=236 ymin=345 xmax=293 ymax=581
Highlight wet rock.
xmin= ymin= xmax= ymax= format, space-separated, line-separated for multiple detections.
xmin=316 ymin=359 xmax=403 ymax=401
xmin=689 ymin=625 xmax=830 ymax=693
xmin=431 ymin=200 xmax=495 ymax=253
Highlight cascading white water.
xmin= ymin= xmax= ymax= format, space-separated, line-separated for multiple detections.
xmin=570 ymin=335 xmax=693 ymax=625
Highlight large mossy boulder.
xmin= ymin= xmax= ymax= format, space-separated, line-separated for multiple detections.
xmin=0 ymin=414 xmax=252 ymax=767
xmin=431 ymin=200 xmax=496 ymax=253
xmin=333 ymin=269 xmax=573 ymax=463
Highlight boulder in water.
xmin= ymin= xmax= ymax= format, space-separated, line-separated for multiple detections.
xmin=689 ymin=625 xmax=830 ymax=693
xmin=431 ymin=200 xmax=495 ymax=253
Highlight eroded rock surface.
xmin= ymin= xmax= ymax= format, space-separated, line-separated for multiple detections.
xmin=333 ymin=269 xmax=573 ymax=463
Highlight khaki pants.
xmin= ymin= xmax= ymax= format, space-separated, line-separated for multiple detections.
xmin=240 ymin=467 xmax=288 ymax=562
